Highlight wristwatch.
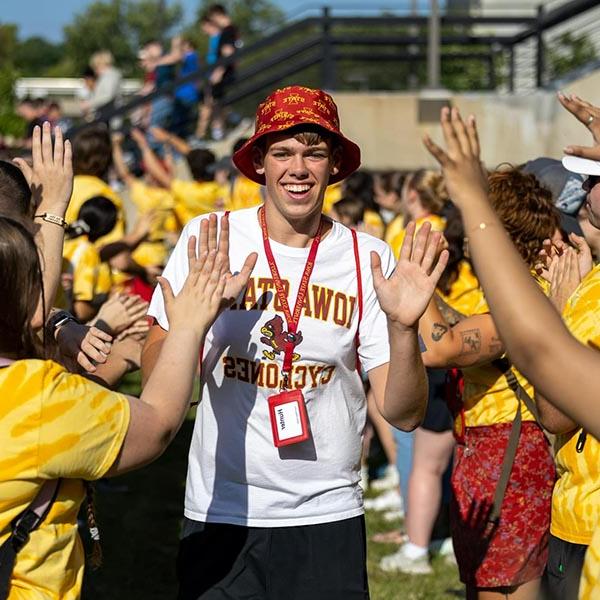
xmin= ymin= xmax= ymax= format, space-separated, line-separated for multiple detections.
xmin=46 ymin=310 xmax=79 ymax=339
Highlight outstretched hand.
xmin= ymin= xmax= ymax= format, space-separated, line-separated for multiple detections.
xmin=159 ymin=214 xmax=258 ymax=334
xmin=193 ymin=213 xmax=258 ymax=310
xmin=423 ymin=107 xmax=488 ymax=210
xmin=372 ymin=221 xmax=449 ymax=328
xmin=13 ymin=122 xmax=73 ymax=214
xmin=559 ymin=92 xmax=600 ymax=160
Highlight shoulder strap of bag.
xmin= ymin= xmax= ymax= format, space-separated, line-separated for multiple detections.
xmin=0 ymin=480 xmax=60 ymax=600
xmin=488 ymin=357 xmax=541 ymax=523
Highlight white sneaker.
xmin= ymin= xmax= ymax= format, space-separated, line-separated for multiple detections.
xmin=439 ymin=537 xmax=457 ymax=565
xmin=383 ymin=508 xmax=405 ymax=522
xmin=370 ymin=465 xmax=400 ymax=491
xmin=363 ymin=489 xmax=402 ymax=512
xmin=379 ymin=544 xmax=432 ymax=575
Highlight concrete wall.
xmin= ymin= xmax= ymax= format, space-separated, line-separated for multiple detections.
xmin=331 ymin=68 xmax=600 ymax=172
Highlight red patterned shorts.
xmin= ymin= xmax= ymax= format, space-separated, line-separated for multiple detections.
xmin=450 ymin=422 xmax=555 ymax=588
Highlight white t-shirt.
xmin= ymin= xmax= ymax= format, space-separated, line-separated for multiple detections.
xmin=148 ymin=206 xmax=395 ymax=527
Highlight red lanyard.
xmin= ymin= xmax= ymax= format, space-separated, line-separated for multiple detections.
xmin=259 ymin=207 xmax=323 ymax=387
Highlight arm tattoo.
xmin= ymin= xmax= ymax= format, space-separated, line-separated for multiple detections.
xmin=434 ymin=294 xmax=466 ymax=326
xmin=432 ymin=322 xmax=449 ymax=342
xmin=460 ymin=329 xmax=482 ymax=355
xmin=488 ymin=336 xmax=503 ymax=356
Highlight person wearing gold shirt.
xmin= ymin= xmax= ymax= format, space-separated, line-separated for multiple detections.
xmin=60 ymin=196 xmax=117 ymax=321
xmin=0 ymin=214 xmax=246 ymax=600
xmin=135 ymin=127 xmax=223 ymax=226
xmin=68 ymin=124 xmax=126 ymax=248
xmin=388 ymin=169 xmax=446 ymax=259
xmin=417 ymin=168 xmax=559 ymax=600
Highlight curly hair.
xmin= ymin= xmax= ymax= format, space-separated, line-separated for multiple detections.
xmin=488 ymin=167 xmax=560 ymax=268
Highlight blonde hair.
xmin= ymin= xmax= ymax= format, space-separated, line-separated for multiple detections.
xmin=405 ymin=169 xmax=448 ymax=214
xmin=90 ymin=50 xmax=114 ymax=71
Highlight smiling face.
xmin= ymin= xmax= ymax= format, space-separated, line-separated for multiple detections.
xmin=582 ymin=175 xmax=600 ymax=229
xmin=252 ymin=130 xmax=340 ymax=224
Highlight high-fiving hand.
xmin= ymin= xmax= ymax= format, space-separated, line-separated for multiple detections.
xmin=13 ymin=122 xmax=73 ymax=215
xmin=371 ymin=221 xmax=449 ymax=328
xmin=159 ymin=214 xmax=258 ymax=335
xmin=423 ymin=107 xmax=488 ymax=210
xmin=559 ymin=92 xmax=600 ymax=160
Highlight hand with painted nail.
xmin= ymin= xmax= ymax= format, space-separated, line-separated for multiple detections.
xmin=558 ymin=92 xmax=600 ymax=161
xmin=423 ymin=107 xmax=489 ymax=210
xmin=13 ymin=122 xmax=73 ymax=215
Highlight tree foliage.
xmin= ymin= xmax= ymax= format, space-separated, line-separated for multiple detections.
xmin=548 ymin=32 xmax=597 ymax=80
xmin=62 ymin=0 xmax=184 ymax=76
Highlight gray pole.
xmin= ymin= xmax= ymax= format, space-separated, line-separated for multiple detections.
xmin=427 ymin=0 xmax=441 ymax=89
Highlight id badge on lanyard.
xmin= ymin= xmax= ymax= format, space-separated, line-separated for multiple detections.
xmin=260 ymin=207 xmax=323 ymax=448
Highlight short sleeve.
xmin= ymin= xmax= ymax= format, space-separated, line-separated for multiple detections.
xmin=357 ymin=239 xmax=395 ymax=372
xmin=72 ymin=246 xmax=98 ymax=303
xmin=147 ymin=219 xmax=195 ymax=330
xmin=38 ymin=362 xmax=130 ymax=480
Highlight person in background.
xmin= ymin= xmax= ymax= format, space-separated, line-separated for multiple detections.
xmin=417 ymin=166 xmax=559 ymax=600
xmin=172 ymin=37 xmax=201 ymax=139
xmin=15 ymin=97 xmax=47 ymax=148
xmin=61 ymin=196 xmax=117 ymax=321
xmin=341 ymin=170 xmax=385 ymax=239
xmin=388 ymin=169 xmax=447 ymax=258
xmin=134 ymin=127 xmax=222 ymax=225
xmin=84 ymin=50 xmax=122 ymax=125
xmin=379 ymin=203 xmax=478 ymax=573
xmin=111 ymin=130 xmax=179 ymax=271
xmin=138 ymin=40 xmax=175 ymax=150
xmin=198 ymin=4 xmax=239 ymax=141
xmin=374 ymin=170 xmax=405 ymax=245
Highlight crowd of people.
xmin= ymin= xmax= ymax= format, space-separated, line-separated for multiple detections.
xmin=1 ymin=66 xmax=600 ymax=600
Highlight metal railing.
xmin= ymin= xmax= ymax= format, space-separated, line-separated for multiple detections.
xmin=86 ymin=0 xmax=600 ymax=131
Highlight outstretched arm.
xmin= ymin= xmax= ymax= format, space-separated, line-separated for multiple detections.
xmin=14 ymin=123 xmax=73 ymax=327
xmin=149 ymin=126 xmax=191 ymax=156
xmin=131 ymin=128 xmax=172 ymax=188
xmin=368 ymin=221 xmax=448 ymax=430
xmin=423 ymin=106 xmax=600 ymax=439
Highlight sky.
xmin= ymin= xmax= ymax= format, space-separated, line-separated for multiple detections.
xmin=1 ymin=0 xmax=434 ymax=43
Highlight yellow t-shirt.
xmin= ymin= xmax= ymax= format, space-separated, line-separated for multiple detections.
xmin=129 ymin=179 xmax=177 ymax=268
xmin=460 ymin=291 xmax=537 ymax=428
xmin=438 ymin=260 xmax=481 ymax=317
xmin=581 ymin=526 xmax=600 ymax=599
xmin=551 ymin=265 xmax=600 ymax=545
xmin=363 ymin=209 xmax=385 ymax=240
xmin=67 ymin=176 xmax=126 ymax=248
xmin=322 ymin=181 xmax=343 ymax=215
xmin=389 ymin=214 xmax=446 ymax=259
xmin=0 ymin=359 xmax=129 ymax=600
xmin=171 ymin=179 xmax=222 ymax=226
xmin=62 ymin=237 xmax=112 ymax=308
xmin=229 ymin=176 xmax=263 ymax=212
xmin=384 ymin=214 xmax=404 ymax=246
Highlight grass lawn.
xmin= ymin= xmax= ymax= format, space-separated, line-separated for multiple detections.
xmin=82 ymin=373 xmax=464 ymax=598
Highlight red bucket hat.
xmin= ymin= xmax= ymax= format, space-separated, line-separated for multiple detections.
xmin=232 ymin=86 xmax=361 ymax=186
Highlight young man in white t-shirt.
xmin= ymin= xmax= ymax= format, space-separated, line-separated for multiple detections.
xmin=143 ymin=85 xmax=448 ymax=599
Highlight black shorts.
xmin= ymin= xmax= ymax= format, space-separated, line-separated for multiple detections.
xmin=422 ymin=368 xmax=453 ymax=433
xmin=176 ymin=516 xmax=370 ymax=600
xmin=542 ymin=533 xmax=587 ymax=600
